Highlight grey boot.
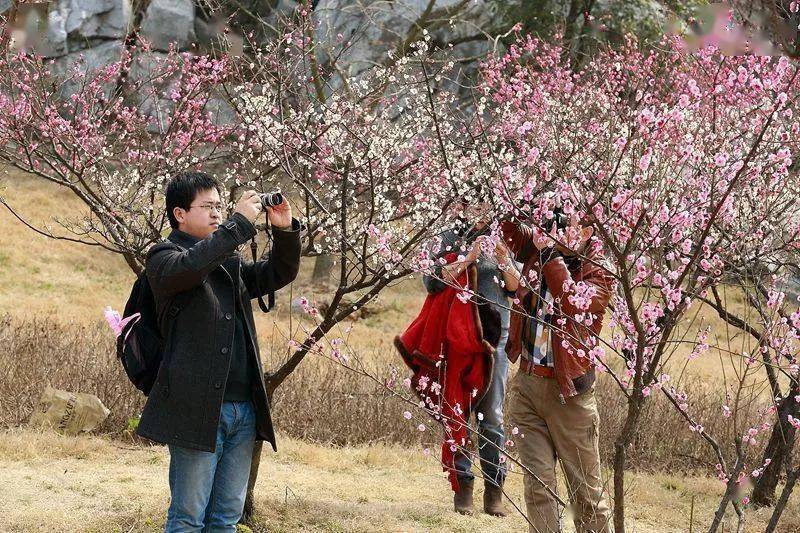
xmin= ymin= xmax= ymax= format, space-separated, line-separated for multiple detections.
xmin=483 ymin=481 xmax=509 ymax=517
xmin=453 ymin=478 xmax=475 ymax=515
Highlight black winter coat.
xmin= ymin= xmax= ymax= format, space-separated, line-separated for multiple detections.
xmin=136 ymin=212 xmax=302 ymax=452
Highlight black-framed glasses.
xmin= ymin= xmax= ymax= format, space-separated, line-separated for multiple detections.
xmin=188 ymin=203 xmax=224 ymax=214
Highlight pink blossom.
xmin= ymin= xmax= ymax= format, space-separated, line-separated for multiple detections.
xmin=639 ymin=150 xmax=652 ymax=171
xmin=103 ymin=306 xmax=140 ymax=341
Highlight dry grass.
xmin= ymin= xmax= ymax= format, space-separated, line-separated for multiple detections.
xmin=0 ymin=312 xmax=771 ymax=476
xmin=1 ymin=428 xmax=797 ymax=533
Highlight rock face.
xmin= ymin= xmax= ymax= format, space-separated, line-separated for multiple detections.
xmin=49 ymin=40 xmax=126 ymax=98
xmin=312 ymin=0 xmax=492 ymax=98
xmin=64 ymin=0 xmax=131 ymax=42
xmin=42 ymin=0 xmax=132 ymax=57
xmin=40 ymin=0 xmax=132 ymax=89
xmin=140 ymin=0 xmax=196 ymax=52
xmin=40 ymin=0 xmax=195 ymax=83
xmin=36 ymin=0 xmax=494 ymax=121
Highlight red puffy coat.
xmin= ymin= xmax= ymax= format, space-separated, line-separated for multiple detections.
xmin=395 ymin=254 xmax=496 ymax=491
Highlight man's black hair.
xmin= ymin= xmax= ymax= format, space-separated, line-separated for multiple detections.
xmin=165 ymin=171 xmax=223 ymax=229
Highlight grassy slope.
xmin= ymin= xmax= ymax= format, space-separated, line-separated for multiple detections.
xmin=0 ymin=172 xmax=133 ymax=318
xmin=1 ymin=171 xmax=798 ymax=532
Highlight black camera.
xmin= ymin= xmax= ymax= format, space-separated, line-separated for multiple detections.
xmin=541 ymin=206 xmax=569 ymax=231
xmin=259 ymin=192 xmax=283 ymax=208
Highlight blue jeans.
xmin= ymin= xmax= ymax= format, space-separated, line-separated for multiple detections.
xmin=455 ymin=327 xmax=510 ymax=486
xmin=165 ymin=401 xmax=257 ymax=533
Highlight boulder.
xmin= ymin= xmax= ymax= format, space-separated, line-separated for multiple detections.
xmin=205 ymin=95 xmax=237 ymax=126
xmin=140 ymin=0 xmax=196 ymax=52
xmin=41 ymin=0 xmax=131 ymax=57
xmin=48 ymin=40 xmax=126 ymax=98
xmin=41 ymin=3 xmax=69 ymax=57
xmin=64 ymin=0 xmax=132 ymax=44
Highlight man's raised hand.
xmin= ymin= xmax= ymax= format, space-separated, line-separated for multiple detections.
xmin=234 ymin=190 xmax=262 ymax=223
xmin=266 ymin=196 xmax=292 ymax=229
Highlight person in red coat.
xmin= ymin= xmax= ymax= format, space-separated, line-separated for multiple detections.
xmin=416 ymin=198 xmax=521 ymax=516
xmin=501 ymin=208 xmax=615 ymax=533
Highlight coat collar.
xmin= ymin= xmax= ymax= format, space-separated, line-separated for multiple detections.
xmin=167 ymin=229 xmax=202 ymax=249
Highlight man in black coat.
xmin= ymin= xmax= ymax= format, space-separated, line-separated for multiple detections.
xmin=136 ymin=171 xmax=301 ymax=532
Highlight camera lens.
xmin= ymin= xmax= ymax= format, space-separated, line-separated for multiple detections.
xmin=540 ymin=208 xmax=569 ymax=231
xmin=260 ymin=192 xmax=283 ymax=208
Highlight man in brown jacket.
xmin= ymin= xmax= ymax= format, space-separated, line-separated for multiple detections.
xmin=501 ymin=211 xmax=614 ymax=533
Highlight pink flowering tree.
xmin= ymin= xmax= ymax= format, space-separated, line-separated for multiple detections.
xmin=474 ymin=33 xmax=800 ymax=531
xmin=0 ymin=39 xmax=237 ymax=273
xmin=0 ymin=15 xmax=492 ymax=516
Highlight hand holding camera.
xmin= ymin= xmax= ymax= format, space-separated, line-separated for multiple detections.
xmin=234 ymin=191 xmax=263 ymax=223
xmin=260 ymin=192 xmax=292 ymax=229
xmin=533 ymin=206 xmax=594 ymax=256
xmin=234 ymin=190 xmax=292 ymax=228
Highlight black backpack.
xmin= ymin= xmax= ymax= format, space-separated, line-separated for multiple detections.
xmin=116 ymin=272 xmax=164 ymax=396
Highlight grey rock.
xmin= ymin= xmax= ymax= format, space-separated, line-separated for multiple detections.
xmin=140 ymin=0 xmax=196 ymax=52
xmin=193 ymin=16 xmax=219 ymax=51
xmin=64 ymin=0 xmax=132 ymax=45
xmin=205 ymin=96 xmax=237 ymax=126
xmin=48 ymin=40 xmax=126 ymax=98
xmin=780 ymin=276 xmax=800 ymax=307
xmin=41 ymin=3 xmax=69 ymax=57
xmin=128 ymin=52 xmax=177 ymax=131
xmin=40 ymin=0 xmax=131 ymax=56
xmin=314 ymin=0 xmax=492 ymax=93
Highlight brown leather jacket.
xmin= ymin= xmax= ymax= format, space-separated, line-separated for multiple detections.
xmin=501 ymin=220 xmax=615 ymax=399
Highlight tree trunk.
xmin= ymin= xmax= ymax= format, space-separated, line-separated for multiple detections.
xmin=311 ymin=254 xmax=335 ymax=285
xmin=752 ymin=385 xmax=799 ymax=507
xmin=709 ymin=454 xmax=745 ymax=533
xmin=613 ymin=395 xmax=644 ymax=533
xmin=123 ymin=251 xmax=144 ymax=275
xmin=765 ymin=464 xmax=799 ymax=533
xmin=239 ymin=274 xmax=398 ymax=523
xmin=242 ymin=440 xmax=263 ymax=521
